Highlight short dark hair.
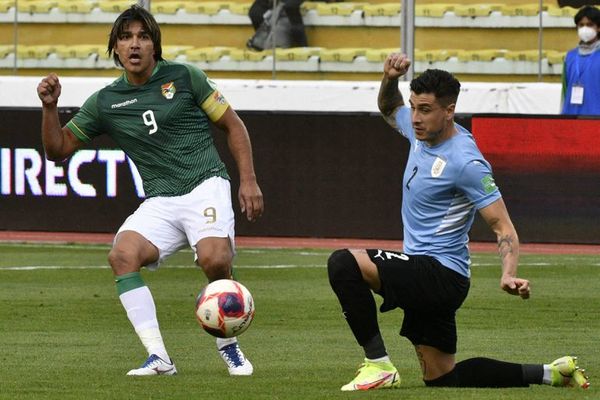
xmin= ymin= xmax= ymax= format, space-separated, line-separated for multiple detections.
xmin=108 ymin=5 xmax=163 ymax=67
xmin=574 ymin=5 xmax=600 ymax=27
xmin=410 ymin=69 xmax=461 ymax=107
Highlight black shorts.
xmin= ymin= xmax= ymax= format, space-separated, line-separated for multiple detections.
xmin=367 ymin=249 xmax=470 ymax=354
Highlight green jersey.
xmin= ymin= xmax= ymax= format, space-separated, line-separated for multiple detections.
xmin=67 ymin=60 xmax=230 ymax=197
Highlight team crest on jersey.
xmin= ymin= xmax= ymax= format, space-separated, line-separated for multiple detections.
xmin=431 ymin=156 xmax=447 ymax=178
xmin=161 ymin=82 xmax=176 ymax=99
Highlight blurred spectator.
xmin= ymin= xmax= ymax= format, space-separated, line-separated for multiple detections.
xmin=247 ymin=0 xmax=307 ymax=50
xmin=561 ymin=5 xmax=600 ymax=115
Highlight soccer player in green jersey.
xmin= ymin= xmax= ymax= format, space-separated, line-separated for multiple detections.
xmin=37 ymin=5 xmax=264 ymax=376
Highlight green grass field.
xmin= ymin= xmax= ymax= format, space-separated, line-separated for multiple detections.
xmin=0 ymin=242 xmax=598 ymax=400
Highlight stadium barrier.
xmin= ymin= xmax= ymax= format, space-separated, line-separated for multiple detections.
xmin=0 ymin=76 xmax=562 ymax=113
xmin=1 ymin=102 xmax=599 ymax=244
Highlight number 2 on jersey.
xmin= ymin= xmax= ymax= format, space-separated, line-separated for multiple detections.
xmin=406 ymin=166 xmax=418 ymax=190
xmin=142 ymin=110 xmax=158 ymax=135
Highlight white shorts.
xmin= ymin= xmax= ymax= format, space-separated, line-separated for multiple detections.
xmin=117 ymin=176 xmax=235 ymax=270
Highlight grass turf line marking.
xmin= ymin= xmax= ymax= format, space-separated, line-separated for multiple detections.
xmin=3 ymin=262 xmax=593 ymax=271
xmin=0 ymin=264 xmax=324 ymax=271
xmin=0 ymin=243 xmax=111 ymax=250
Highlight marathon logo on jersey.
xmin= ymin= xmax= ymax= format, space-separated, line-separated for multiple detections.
xmin=111 ymin=98 xmax=138 ymax=109
xmin=161 ymin=82 xmax=176 ymax=100
xmin=431 ymin=156 xmax=447 ymax=178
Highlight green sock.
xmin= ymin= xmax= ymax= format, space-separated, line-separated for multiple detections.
xmin=115 ymin=272 xmax=145 ymax=296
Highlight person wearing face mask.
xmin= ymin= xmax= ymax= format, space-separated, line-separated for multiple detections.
xmin=561 ymin=5 xmax=600 ymax=115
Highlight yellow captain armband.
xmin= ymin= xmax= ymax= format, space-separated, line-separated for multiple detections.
xmin=201 ymin=90 xmax=230 ymax=122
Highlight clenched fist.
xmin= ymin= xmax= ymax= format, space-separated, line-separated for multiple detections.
xmin=37 ymin=73 xmax=62 ymax=107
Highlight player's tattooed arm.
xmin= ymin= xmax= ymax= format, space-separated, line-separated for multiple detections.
xmin=378 ymin=77 xmax=404 ymax=126
xmin=378 ymin=53 xmax=410 ymax=127
xmin=378 ymin=75 xmax=404 ymax=111
xmin=497 ymin=234 xmax=515 ymax=261
xmin=479 ymin=199 xmax=530 ymax=299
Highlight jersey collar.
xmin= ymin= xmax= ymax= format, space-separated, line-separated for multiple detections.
xmin=122 ymin=60 xmax=163 ymax=86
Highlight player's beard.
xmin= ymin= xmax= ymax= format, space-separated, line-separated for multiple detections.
xmin=431 ymin=116 xmax=455 ymax=143
xmin=425 ymin=123 xmax=446 ymax=144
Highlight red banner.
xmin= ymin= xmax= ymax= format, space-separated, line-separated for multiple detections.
xmin=471 ymin=116 xmax=600 ymax=172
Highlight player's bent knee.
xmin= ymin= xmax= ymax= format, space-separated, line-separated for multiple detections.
xmin=108 ymin=247 xmax=140 ymax=274
xmin=198 ymin=253 xmax=232 ymax=280
xmin=327 ymin=249 xmax=361 ymax=284
xmin=197 ymin=252 xmax=232 ymax=269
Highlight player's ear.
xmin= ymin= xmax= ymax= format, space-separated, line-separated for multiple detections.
xmin=445 ymin=103 xmax=456 ymax=121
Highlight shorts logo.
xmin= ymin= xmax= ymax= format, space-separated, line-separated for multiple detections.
xmin=431 ymin=156 xmax=446 ymax=178
xmin=374 ymin=250 xmax=409 ymax=261
xmin=161 ymin=82 xmax=176 ymax=99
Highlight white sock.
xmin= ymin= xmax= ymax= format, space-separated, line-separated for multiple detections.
xmin=137 ymin=327 xmax=170 ymax=363
xmin=119 ymin=286 xmax=170 ymax=362
xmin=216 ymin=336 xmax=238 ymax=350
xmin=542 ymin=365 xmax=552 ymax=385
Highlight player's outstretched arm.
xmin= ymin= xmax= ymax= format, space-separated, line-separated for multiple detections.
xmin=377 ymin=53 xmax=411 ymax=120
xmin=214 ymin=107 xmax=264 ymax=222
xmin=479 ymin=198 xmax=530 ymax=300
xmin=37 ymin=73 xmax=83 ymax=161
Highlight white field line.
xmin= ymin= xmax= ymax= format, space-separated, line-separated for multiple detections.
xmin=0 ymin=264 xmax=324 ymax=271
xmin=0 ymin=244 xmax=327 ymax=255
xmin=0 ymin=243 xmax=111 ymax=250
xmin=2 ymin=262 xmax=597 ymax=271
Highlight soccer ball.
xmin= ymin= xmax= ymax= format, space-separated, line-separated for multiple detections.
xmin=195 ymin=279 xmax=255 ymax=338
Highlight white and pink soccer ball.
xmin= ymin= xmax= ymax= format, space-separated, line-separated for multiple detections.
xmin=195 ymin=279 xmax=255 ymax=338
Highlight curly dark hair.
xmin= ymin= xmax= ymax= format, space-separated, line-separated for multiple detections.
xmin=410 ymin=69 xmax=461 ymax=107
xmin=107 ymin=5 xmax=163 ymax=67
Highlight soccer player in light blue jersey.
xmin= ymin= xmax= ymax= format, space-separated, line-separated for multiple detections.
xmin=327 ymin=53 xmax=589 ymax=391
xmin=38 ymin=6 xmax=263 ymax=377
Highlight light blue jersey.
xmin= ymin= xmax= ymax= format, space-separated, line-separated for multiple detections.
xmin=395 ymin=106 xmax=501 ymax=277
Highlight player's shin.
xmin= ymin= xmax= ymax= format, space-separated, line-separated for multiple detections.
xmin=327 ymin=249 xmax=387 ymax=359
xmin=116 ymin=272 xmax=170 ymax=362
xmin=424 ymin=358 xmax=529 ymax=387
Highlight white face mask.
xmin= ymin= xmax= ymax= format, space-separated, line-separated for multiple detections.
xmin=578 ymin=26 xmax=598 ymax=43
